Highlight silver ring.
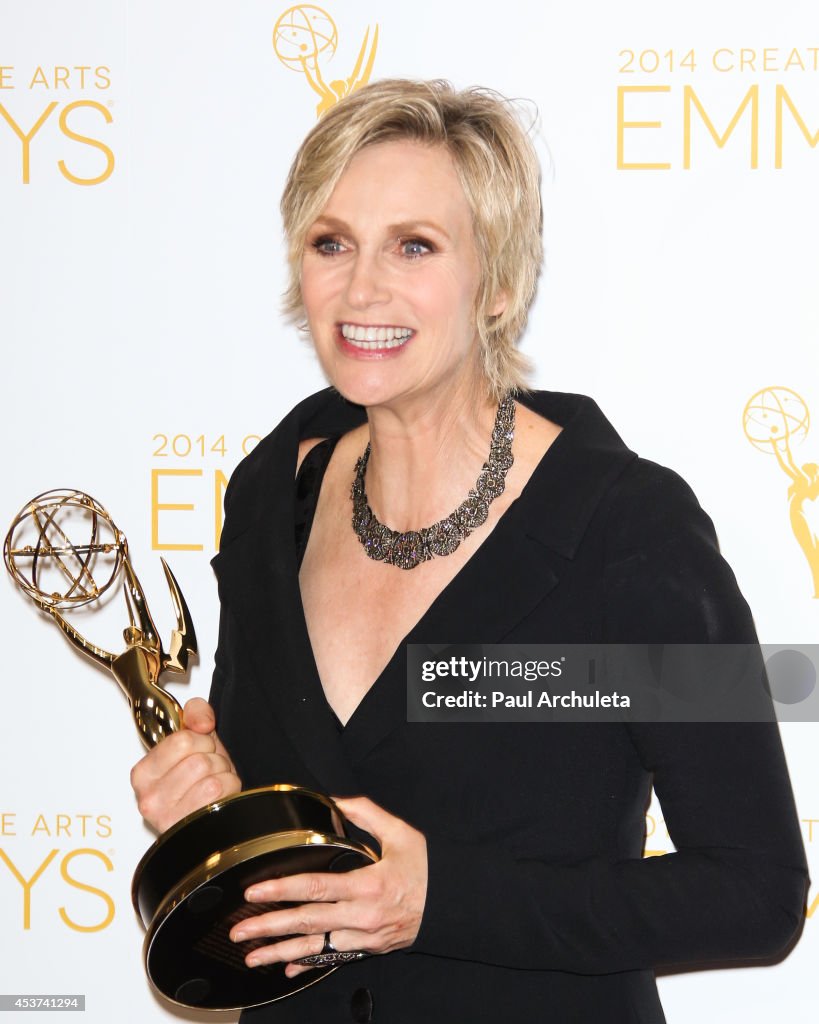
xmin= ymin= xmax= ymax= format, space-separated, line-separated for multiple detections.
xmin=293 ymin=931 xmax=370 ymax=967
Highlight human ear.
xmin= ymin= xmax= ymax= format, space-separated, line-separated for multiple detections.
xmin=488 ymin=289 xmax=508 ymax=318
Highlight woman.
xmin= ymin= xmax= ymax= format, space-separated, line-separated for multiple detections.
xmin=131 ymin=79 xmax=809 ymax=1023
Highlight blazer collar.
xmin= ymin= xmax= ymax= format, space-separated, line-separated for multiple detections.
xmin=514 ymin=390 xmax=638 ymax=558
xmin=211 ymin=388 xmax=637 ymax=786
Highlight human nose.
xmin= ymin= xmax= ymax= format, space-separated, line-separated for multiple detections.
xmin=344 ymin=249 xmax=390 ymax=309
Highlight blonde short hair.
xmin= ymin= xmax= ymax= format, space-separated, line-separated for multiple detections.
xmin=280 ymin=78 xmax=543 ymax=400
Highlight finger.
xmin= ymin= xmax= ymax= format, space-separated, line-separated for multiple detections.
xmin=179 ymin=769 xmax=242 ymax=816
xmin=284 ymin=962 xmax=315 ymax=978
xmin=244 ymin=870 xmax=358 ymax=906
xmin=332 ymin=795 xmax=401 ymax=844
xmin=285 ymin=937 xmax=373 ymax=977
xmin=211 ymin=731 xmax=240 ymax=779
xmin=244 ymin=928 xmax=374 ymax=969
xmin=172 ymin=750 xmax=232 ymax=797
xmin=132 ymin=727 xmax=217 ymax=787
xmin=321 ymin=927 xmax=377 ymax=948
xmin=245 ymin=930 xmax=330 ymax=968
xmin=283 ymin=928 xmax=375 ymax=974
xmin=182 ymin=700 xmax=240 ymax=778
xmin=230 ymin=903 xmax=346 ymax=945
xmin=181 ymin=697 xmax=217 ymax=734
xmin=136 ymin=761 xmax=238 ymax=832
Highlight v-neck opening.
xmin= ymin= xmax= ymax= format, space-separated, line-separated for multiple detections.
xmin=291 ymin=394 xmax=570 ymax=736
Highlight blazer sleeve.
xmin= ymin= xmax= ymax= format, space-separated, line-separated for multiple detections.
xmin=408 ymin=463 xmax=810 ymax=972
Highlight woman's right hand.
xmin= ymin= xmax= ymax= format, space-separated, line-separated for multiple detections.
xmin=129 ymin=697 xmax=242 ymax=833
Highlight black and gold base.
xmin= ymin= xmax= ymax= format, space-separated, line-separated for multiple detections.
xmin=132 ymin=785 xmax=378 ymax=1011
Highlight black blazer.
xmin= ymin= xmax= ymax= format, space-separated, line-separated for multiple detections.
xmin=210 ymin=388 xmax=808 ymax=1024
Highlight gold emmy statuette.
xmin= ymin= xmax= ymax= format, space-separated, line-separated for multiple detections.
xmin=4 ymin=490 xmax=378 ymax=1011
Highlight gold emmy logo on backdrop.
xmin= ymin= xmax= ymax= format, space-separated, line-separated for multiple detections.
xmin=743 ymin=387 xmax=819 ymax=598
xmin=273 ymin=4 xmax=378 ymax=117
xmin=4 ymin=490 xmax=377 ymax=1011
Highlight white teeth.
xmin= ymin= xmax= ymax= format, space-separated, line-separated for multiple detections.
xmin=340 ymin=323 xmax=414 ymax=350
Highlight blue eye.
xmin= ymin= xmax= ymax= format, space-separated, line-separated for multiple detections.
xmin=311 ymin=236 xmax=345 ymax=255
xmin=401 ymin=238 xmax=432 ymax=258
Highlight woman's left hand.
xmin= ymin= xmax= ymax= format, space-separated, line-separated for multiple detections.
xmin=229 ymin=795 xmax=428 ymax=977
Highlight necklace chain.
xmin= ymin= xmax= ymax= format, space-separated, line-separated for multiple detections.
xmin=350 ymin=397 xmax=516 ymax=570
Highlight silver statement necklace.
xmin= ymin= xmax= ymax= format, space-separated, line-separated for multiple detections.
xmin=350 ymin=396 xmax=516 ymax=570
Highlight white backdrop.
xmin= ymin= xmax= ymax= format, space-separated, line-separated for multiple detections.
xmin=1 ymin=1 xmax=816 ymax=1020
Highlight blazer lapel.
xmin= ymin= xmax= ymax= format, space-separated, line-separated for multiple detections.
xmin=212 ymin=529 xmax=365 ymax=797
xmin=211 ymin=389 xmax=368 ymax=797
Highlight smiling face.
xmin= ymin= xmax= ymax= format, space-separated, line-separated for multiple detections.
xmin=300 ymin=140 xmax=504 ymax=412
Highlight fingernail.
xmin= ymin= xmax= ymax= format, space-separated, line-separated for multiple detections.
xmin=245 ymin=887 xmax=261 ymax=901
xmin=232 ymin=930 xmax=247 ymax=943
xmin=247 ymin=955 xmax=260 ymax=968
